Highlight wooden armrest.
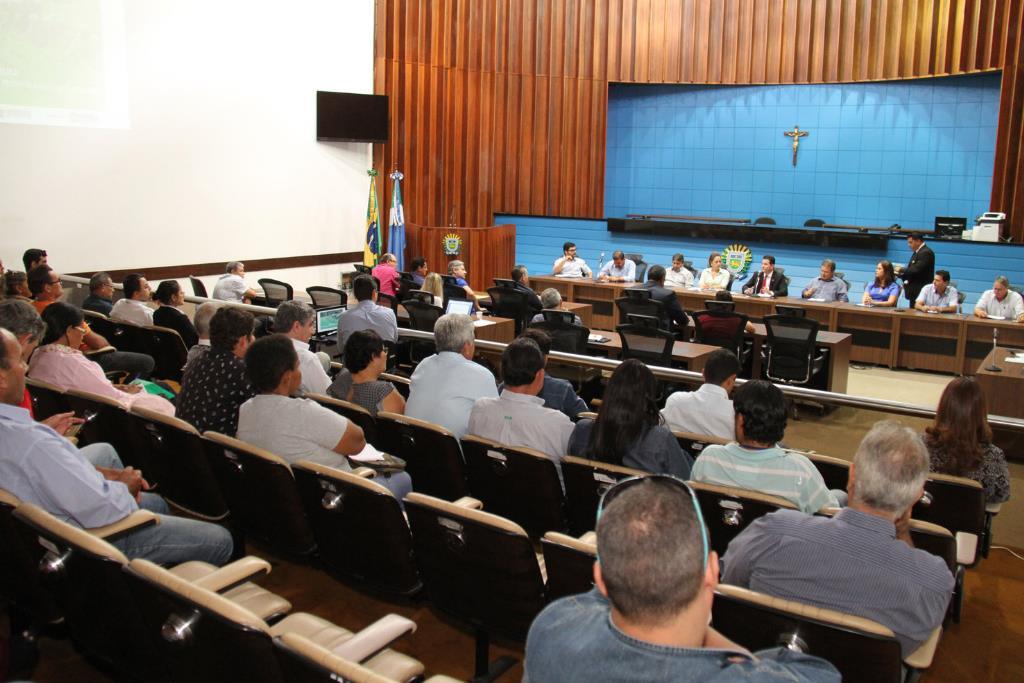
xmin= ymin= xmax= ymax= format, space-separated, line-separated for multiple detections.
xmin=352 ymin=467 xmax=376 ymax=478
xmin=903 ymin=627 xmax=942 ymax=670
xmin=88 ymin=510 xmax=159 ymax=541
xmin=192 ymin=556 xmax=272 ymax=593
xmin=453 ymin=496 xmax=483 ymax=509
xmin=578 ymin=531 xmax=597 ymax=545
xmin=83 ymin=345 xmax=117 ymax=357
xmin=331 ymin=614 xmax=416 ymax=663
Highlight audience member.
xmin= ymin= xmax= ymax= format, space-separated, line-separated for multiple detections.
xmin=722 ymin=421 xmax=955 ymax=657
xmin=569 ymin=359 xmax=692 ymax=478
xmin=636 ymin=265 xmax=689 ymax=333
xmin=110 ymin=273 xmax=154 ymax=326
xmin=695 ymin=291 xmax=756 ymax=336
xmin=371 ymin=252 xmax=401 ymax=297
xmin=511 ymin=264 xmax=543 ymax=312
xmin=211 ymin=261 xmax=259 ymax=303
xmin=22 ymin=248 xmax=46 ymax=273
xmin=82 ymin=272 xmax=115 ymax=315
xmin=406 ymin=313 xmax=497 ymax=438
xmin=420 ymin=272 xmax=444 ymax=307
xmin=500 ymin=328 xmax=587 ymax=420
xmin=176 ymin=307 xmax=255 ymax=435
xmin=552 ymin=241 xmax=592 ymax=278
xmin=337 ymin=274 xmax=398 ymax=348
xmin=914 ymin=270 xmax=959 ymax=314
xmin=597 ymin=250 xmax=636 ymax=283
xmin=664 ymin=252 xmax=694 ymax=289
xmin=974 ymin=275 xmax=1024 ymax=321
xmin=328 ymin=329 xmax=405 ymax=416
xmin=0 ymin=327 xmax=233 ymax=565
xmin=448 ymin=259 xmax=476 ymax=297
xmin=237 ymin=334 xmax=412 ymax=499
xmin=530 ymin=288 xmax=582 ymax=325
xmin=924 ymin=376 xmax=1010 ymax=504
xmin=182 ymin=301 xmax=220 ymax=378
xmin=661 ymin=348 xmax=739 ymax=440
xmin=3 ymin=271 xmax=31 ymax=301
xmin=691 ymin=380 xmax=837 ymax=512
xmin=274 ymin=300 xmax=331 ymax=395
xmin=468 ymin=337 xmax=574 ymax=476
xmin=801 ymin=259 xmax=848 ymax=303
xmin=409 ymin=256 xmax=428 ymax=286
xmin=525 ymin=476 xmax=840 ymax=681
xmin=29 ymin=303 xmax=174 ymax=415
xmin=152 ymin=280 xmax=199 ymax=348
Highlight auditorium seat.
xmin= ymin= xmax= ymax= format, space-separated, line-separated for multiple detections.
xmin=258 ymin=278 xmax=294 ymax=307
xmin=307 ymin=393 xmax=380 ymax=448
xmin=560 ymin=455 xmax=647 ymax=535
xmin=801 ymin=450 xmax=851 ymax=492
xmin=712 ymin=584 xmax=939 ymax=682
xmin=461 ymin=434 xmax=567 ymax=537
xmin=616 ymin=320 xmax=675 ymax=367
xmin=291 ymin=461 xmax=421 ymax=596
xmin=142 ymin=324 xmax=189 ymax=382
xmin=804 ymin=218 xmax=826 ymax=227
xmin=673 ymin=430 xmax=729 ymax=459
xmin=24 ymin=377 xmax=69 ymax=421
xmin=753 ymin=217 xmax=776 ymax=225
xmin=529 ymin=312 xmax=589 ymax=353
xmin=306 ymin=286 xmax=348 ymax=309
xmin=402 ymin=299 xmax=443 ymax=363
xmin=541 ymin=530 xmax=597 ymax=602
xmin=379 ymin=372 xmax=411 ymax=399
xmin=761 ymin=315 xmax=827 ymax=386
xmin=487 ymin=286 xmax=532 ymax=335
xmin=374 ymin=411 xmax=468 ymax=501
xmin=404 ymin=492 xmax=545 ymax=679
xmin=688 ymin=480 xmax=797 ymax=555
xmin=63 ymin=387 xmax=138 ymax=460
xmin=189 ymin=275 xmax=209 ymax=298
xmin=692 ymin=309 xmax=750 ymax=359
xmin=377 ymin=291 xmax=398 ymax=312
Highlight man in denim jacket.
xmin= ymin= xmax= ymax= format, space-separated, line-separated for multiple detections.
xmin=524 ymin=478 xmax=840 ymax=682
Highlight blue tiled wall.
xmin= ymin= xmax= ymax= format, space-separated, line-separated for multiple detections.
xmin=503 ymin=213 xmax=1024 ymax=310
xmin=605 ymin=74 xmax=1000 ymax=230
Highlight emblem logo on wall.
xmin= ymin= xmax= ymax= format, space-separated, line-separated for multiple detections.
xmin=442 ymin=233 xmax=463 ymax=256
xmin=723 ymin=244 xmax=753 ymax=277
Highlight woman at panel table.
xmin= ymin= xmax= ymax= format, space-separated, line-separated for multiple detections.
xmin=698 ymin=252 xmax=730 ymax=291
xmin=860 ymin=260 xmax=900 ymax=307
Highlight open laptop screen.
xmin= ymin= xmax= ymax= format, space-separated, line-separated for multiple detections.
xmin=445 ymin=299 xmax=474 ymax=316
xmin=315 ymin=306 xmax=344 ymax=335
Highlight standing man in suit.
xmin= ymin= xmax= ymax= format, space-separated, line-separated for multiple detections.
xmin=511 ymin=264 xmax=543 ymax=313
xmin=638 ymin=265 xmax=689 ymax=336
xmin=742 ymin=255 xmax=788 ymax=297
xmin=897 ymin=233 xmax=934 ymax=305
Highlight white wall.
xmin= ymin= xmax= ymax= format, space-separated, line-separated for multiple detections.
xmin=0 ymin=0 xmax=375 ymax=291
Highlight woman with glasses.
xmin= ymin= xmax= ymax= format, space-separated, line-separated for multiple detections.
xmin=29 ymin=302 xmax=174 ymax=415
xmin=568 ymin=359 xmax=693 ymax=478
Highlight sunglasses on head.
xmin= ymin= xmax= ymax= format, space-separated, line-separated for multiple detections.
xmin=596 ymin=474 xmax=709 ymax=571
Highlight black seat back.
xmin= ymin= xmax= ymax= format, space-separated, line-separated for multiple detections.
xmin=762 ymin=314 xmax=820 ymax=383
xmin=403 ymin=299 xmax=443 ymax=332
xmin=189 ymin=276 xmax=209 ymax=297
xmin=307 ymin=394 xmax=380 ymax=448
xmin=487 ymin=287 xmax=531 ymax=335
xmin=143 ymin=324 xmax=189 ymax=382
xmin=541 ymin=532 xmax=597 ymax=603
xmin=0 ymin=491 xmax=61 ymax=634
xmin=529 ymin=317 xmax=590 ymax=353
xmin=258 ymin=278 xmax=294 ymax=307
xmin=306 ymin=286 xmax=348 ymax=309
xmin=690 ymin=481 xmax=796 ymax=556
xmin=616 ymin=322 xmax=674 ymax=367
xmin=25 ymin=377 xmax=69 ymax=421
xmin=375 ymin=412 xmax=468 ymax=500
xmin=560 ymin=455 xmax=646 ymax=535
xmin=913 ymin=474 xmax=986 ymax=564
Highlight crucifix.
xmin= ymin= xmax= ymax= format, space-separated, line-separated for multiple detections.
xmin=783 ymin=125 xmax=809 ymax=166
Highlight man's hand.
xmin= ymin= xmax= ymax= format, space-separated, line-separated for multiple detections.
xmin=114 ymin=383 xmax=143 ymax=394
xmin=40 ymin=411 xmax=82 ymax=436
xmin=113 ymin=466 xmax=152 ymax=503
xmin=975 ymin=309 xmax=988 ymax=319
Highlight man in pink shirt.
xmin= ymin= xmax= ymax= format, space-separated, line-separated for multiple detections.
xmin=371 ymin=253 xmax=401 ymax=297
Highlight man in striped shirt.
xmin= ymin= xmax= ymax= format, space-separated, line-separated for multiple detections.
xmin=720 ymin=421 xmax=954 ymax=657
xmin=690 ymin=380 xmax=837 ymax=513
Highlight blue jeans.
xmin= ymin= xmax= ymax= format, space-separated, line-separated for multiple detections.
xmin=80 ymin=442 xmax=124 ymax=469
xmin=113 ymin=493 xmax=233 ymax=566
xmin=376 ymin=471 xmax=414 ymax=507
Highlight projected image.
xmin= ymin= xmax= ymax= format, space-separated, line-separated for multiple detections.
xmin=0 ymin=0 xmax=128 ymax=128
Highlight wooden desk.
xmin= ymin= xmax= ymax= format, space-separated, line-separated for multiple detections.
xmin=588 ymin=331 xmax=719 ymax=372
xmin=561 ymin=302 xmax=593 ymax=328
xmin=976 ymin=347 xmax=1024 ymax=460
xmin=747 ymin=323 xmax=852 ymax=394
xmin=470 ymin=316 xmax=516 ymax=343
xmin=963 ymin=317 xmax=1024 ymax=374
xmin=895 ymin=310 xmax=965 ymax=373
xmin=530 ymin=276 xmax=630 ymax=329
xmin=832 ymin=304 xmax=900 ymax=366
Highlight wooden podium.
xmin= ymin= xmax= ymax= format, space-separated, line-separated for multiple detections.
xmin=404 ymin=223 xmax=516 ymax=292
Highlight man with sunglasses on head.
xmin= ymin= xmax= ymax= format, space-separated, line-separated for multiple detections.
xmin=524 ymin=476 xmax=840 ymax=681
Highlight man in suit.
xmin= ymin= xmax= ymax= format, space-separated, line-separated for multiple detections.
xmin=511 ymin=264 xmax=543 ymax=313
xmin=897 ymin=233 xmax=935 ymax=304
xmin=638 ymin=265 xmax=689 ymax=335
xmin=742 ymin=255 xmax=788 ymax=297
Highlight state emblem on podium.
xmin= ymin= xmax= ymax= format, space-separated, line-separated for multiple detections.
xmin=442 ymin=233 xmax=463 ymax=256
xmin=724 ymin=244 xmax=753 ymax=277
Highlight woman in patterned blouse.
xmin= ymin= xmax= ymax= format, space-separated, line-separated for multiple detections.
xmin=327 ymin=329 xmax=404 ymax=417
xmin=924 ymin=376 xmax=1011 ymax=504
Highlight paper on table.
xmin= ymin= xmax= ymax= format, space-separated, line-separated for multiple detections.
xmin=1003 ymin=357 xmax=1024 ymax=364
xmin=350 ymin=443 xmax=388 ymax=463
xmin=988 ymin=315 xmax=1007 ymax=320
xmin=808 ymin=298 xmax=826 ymax=302
xmin=588 ymin=334 xmax=609 ymax=342
xmin=472 ymin=319 xmax=495 ymax=327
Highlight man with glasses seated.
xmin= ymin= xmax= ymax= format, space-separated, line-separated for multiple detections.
xmin=82 ymin=272 xmax=115 ymax=316
xmin=524 ymin=476 xmax=840 ymax=681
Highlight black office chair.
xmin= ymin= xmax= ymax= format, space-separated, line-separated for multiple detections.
xmin=683 ymin=260 xmax=699 ymax=278
xmin=189 ymin=276 xmax=208 ymax=298
xmin=774 ymin=304 xmax=807 ymax=318
xmin=615 ymin=290 xmax=665 ymax=328
xmin=804 ymin=218 xmax=826 ymax=227
xmin=624 ymin=253 xmax=647 ymax=282
xmin=761 ymin=314 xmax=826 ymax=385
xmin=403 ymin=300 xmax=443 ymax=363
xmin=529 ymin=311 xmax=589 ymax=354
xmin=616 ymin=321 xmax=675 ymax=367
xmin=353 ymin=264 xmax=373 ymax=276
xmin=704 ymin=300 xmax=736 ymax=312
xmin=306 ymin=286 xmax=347 ymax=309
xmin=396 ymin=271 xmax=417 ymax=302
xmin=442 ymin=275 xmax=469 ymax=308
xmin=403 ymin=290 xmax=435 ymax=304
xmin=487 ymin=287 xmax=532 ymax=335
xmin=493 ymin=278 xmax=517 ymax=288
xmin=754 ymin=217 xmax=776 ymax=225
xmin=257 ymin=278 xmax=293 ymax=307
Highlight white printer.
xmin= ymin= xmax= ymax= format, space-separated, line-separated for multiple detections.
xmin=966 ymin=212 xmax=1005 ymax=242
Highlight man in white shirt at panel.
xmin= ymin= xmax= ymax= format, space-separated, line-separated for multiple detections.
xmin=212 ymin=261 xmax=260 ymax=303
xmin=661 ymin=348 xmax=739 ymax=440
xmin=109 ymin=273 xmax=154 ymax=326
xmin=406 ymin=313 xmax=498 ymax=438
xmin=552 ymin=241 xmax=592 ymax=278
xmin=914 ymin=270 xmax=959 ymax=314
xmin=596 ymin=250 xmax=637 ymax=283
xmin=274 ymin=300 xmax=331 ymax=395
xmin=974 ymin=275 xmax=1024 ymax=321
xmin=664 ymin=253 xmax=695 ymax=289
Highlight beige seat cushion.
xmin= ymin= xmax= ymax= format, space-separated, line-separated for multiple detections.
xmin=166 ymin=561 xmax=291 ymax=621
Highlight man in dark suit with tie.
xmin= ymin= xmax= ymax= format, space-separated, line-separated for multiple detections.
xmin=897 ymin=233 xmax=935 ymax=304
xmin=742 ymin=255 xmax=788 ymax=297
xmin=511 ymin=264 xmax=543 ymax=313
xmin=638 ymin=265 xmax=689 ymax=335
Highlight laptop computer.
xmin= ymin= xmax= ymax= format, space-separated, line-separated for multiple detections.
xmin=314 ymin=306 xmax=344 ymax=337
xmin=445 ymin=299 xmax=474 ymax=316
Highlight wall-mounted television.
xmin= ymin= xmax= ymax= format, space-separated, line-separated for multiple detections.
xmin=316 ymin=91 xmax=388 ymax=143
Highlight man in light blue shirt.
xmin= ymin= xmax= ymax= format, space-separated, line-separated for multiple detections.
xmin=337 ymin=274 xmax=398 ymax=348
xmin=596 ymin=250 xmax=636 ymax=282
xmin=914 ymin=270 xmax=959 ymax=313
xmin=801 ymin=259 xmax=848 ymax=303
xmin=406 ymin=313 xmax=498 ymax=438
xmin=0 ymin=328 xmax=232 ymax=565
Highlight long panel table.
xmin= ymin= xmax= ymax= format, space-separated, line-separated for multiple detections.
xmin=531 ymin=275 xmax=1021 ymax=375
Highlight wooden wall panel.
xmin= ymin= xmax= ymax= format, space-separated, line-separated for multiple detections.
xmin=375 ymin=0 xmax=1024 ymax=240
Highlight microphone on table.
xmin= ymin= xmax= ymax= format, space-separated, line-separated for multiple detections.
xmin=985 ymin=327 xmax=1002 ymax=372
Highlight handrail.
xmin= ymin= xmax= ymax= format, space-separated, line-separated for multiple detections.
xmin=55 ymin=274 xmax=1024 ymax=433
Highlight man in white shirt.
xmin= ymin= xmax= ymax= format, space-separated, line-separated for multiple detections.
xmin=212 ymin=261 xmax=259 ymax=303
xmin=109 ymin=273 xmax=154 ymax=326
xmin=337 ymin=275 xmax=398 ymax=348
xmin=552 ymin=241 xmax=592 ymax=278
xmin=468 ymin=337 xmax=575 ymax=475
xmin=664 ymin=253 xmax=694 ymax=289
xmin=274 ymin=300 xmax=331 ymax=395
xmin=974 ymin=276 xmax=1024 ymax=321
xmin=597 ymin=250 xmax=637 ymax=283
xmin=914 ymin=270 xmax=959 ymax=314
xmin=406 ymin=313 xmax=498 ymax=438
xmin=661 ymin=349 xmax=739 ymax=440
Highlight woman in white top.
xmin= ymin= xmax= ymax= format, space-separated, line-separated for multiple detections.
xmin=420 ymin=272 xmax=444 ymax=308
xmin=699 ymin=252 xmax=731 ymax=291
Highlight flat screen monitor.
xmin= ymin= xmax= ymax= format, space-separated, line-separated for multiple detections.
xmin=315 ymin=306 xmax=344 ymax=335
xmin=935 ymin=216 xmax=967 ymax=237
xmin=445 ymin=299 xmax=474 ymax=316
xmin=316 ymin=91 xmax=388 ymax=143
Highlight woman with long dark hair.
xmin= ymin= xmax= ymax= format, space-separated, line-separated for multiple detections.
xmin=861 ymin=260 xmax=899 ymax=307
xmin=568 ymin=359 xmax=692 ymax=477
xmin=924 ymin=376 xmax=1010 ymax=503
xmin=152 ymin=280 xmax=199 ymax=348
